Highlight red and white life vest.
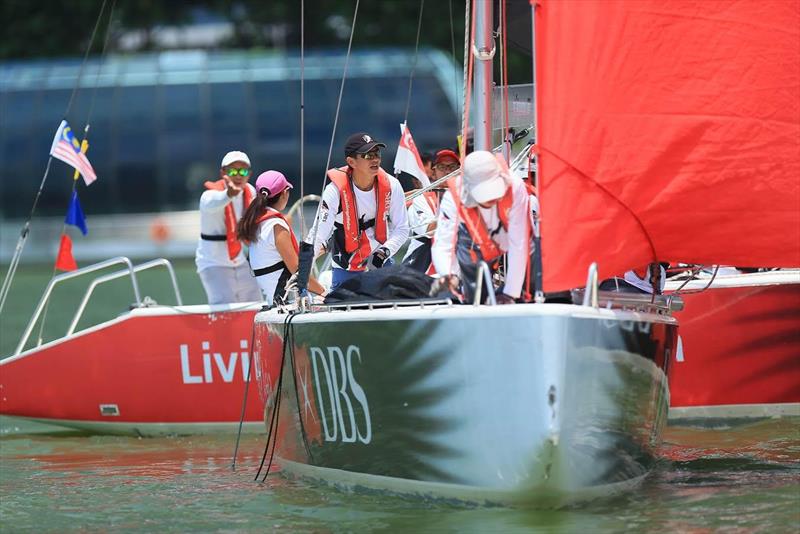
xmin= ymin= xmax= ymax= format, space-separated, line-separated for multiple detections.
xmin=326 ymin=166 xmax=392 ymax=270
xmin=255 ymin=210 xmax=299 ymax=253
xmin=448 ymin=181 xmax=515 ymax=263
xmin=203 ymin=179 xmax=253 ymax=260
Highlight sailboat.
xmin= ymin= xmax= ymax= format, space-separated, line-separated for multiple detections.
xmin=0 ymin=258 xmax=272 ymax=436
xmin=666 ymin=268 xmax=800 ymax=422
xmin=247 ymin=0 xmax=784 ymax=504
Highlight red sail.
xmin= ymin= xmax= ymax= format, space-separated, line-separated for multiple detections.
xmin=536 ymin=0 xmax=800 ymax=291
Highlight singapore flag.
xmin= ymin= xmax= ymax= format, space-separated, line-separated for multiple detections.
xmin=393 ymin=122 xmax=430 ymax=187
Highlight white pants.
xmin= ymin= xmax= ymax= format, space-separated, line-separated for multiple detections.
xmin=198 ymin=264 xmax=261 ymax=305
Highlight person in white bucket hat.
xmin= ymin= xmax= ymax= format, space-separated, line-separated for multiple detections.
xmin=431 ymin=150 xmax=533 ymax=304
xmin=195 ymin=150 xmax=261 ymax=304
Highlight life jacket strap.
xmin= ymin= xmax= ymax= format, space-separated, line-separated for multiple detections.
xmin=200 ymin=234 xmax=227 ymax=241
xmin=253 ymin=261 xmax=287 ymax=277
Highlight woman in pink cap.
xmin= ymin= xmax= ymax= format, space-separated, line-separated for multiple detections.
xmin=238 ymin=171 xmax=325 ymax=306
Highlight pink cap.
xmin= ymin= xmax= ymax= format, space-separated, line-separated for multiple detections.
xmin=255 ymin=170 xmax=293 ymax=198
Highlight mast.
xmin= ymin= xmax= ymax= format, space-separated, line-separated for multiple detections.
xmin=473 ymin=0 xmax=493 ymax=151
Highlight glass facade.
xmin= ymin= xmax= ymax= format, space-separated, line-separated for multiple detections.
xmin=0 ymin=49 xmax=460 ymax=217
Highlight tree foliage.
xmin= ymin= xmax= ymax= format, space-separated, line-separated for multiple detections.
xmin=1 ymin=0 xmax=530 ymax=83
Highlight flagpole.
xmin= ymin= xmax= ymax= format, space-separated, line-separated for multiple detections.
xmin=0 ymin=157 xmax=55 ymax=314
xmin=36 ymin=130 xmax=91 ymax=346
xmin=0 ymin=0 xmax=111 ymax=318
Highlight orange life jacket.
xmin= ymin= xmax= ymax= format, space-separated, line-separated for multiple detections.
xmin=256 ymin=210 xmax=299 ymax=253
xmin=203 ymin=180 xmax=253 ymax=260
xmin=326 ymin=167 xmax=392 ymax=271
xmin=448 ymin=180 xmax=515 ymax=263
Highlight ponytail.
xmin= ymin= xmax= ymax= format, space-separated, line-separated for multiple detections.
xmin=237 ymin=189 xmax=285 ymax=243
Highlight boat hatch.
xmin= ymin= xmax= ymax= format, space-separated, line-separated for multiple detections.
xmin=99 ymin=404 xmax=120 ymax=417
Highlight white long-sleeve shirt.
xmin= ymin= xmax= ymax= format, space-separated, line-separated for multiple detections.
xmin=432 ymin=177 xmax=530 ymax=298
xmin=195 ymin=183 xmax=256 ymax=272
xmin=308 ymin=172 xmax=409 ymax=270
xmin=402 ymin=193 xmax=438 ymax=261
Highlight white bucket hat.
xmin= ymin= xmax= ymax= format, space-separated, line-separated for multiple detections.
xmin=220 ymin=150 xmax=251 ymax=168
xmin=462 ymin=151 xmax=509 ymax=205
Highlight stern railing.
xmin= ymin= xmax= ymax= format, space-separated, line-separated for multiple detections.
xmin=15 ymin=256 xmax=181 ymax=355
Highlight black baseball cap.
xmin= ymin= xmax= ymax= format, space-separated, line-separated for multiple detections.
xmin=344 ymin=132 xmax=386 ymax=157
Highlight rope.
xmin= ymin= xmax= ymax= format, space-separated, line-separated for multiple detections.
xmin=306 ymin=0 xmax=360 ymax=255
xmin=447 ymin=0 xmax=478 ymax=275
xmin=402 ymin=0 xmax=425 ymax=126
xmin=0 ymin=1 xmax=110 ymax=316
xmin=231 ymin=319 xmax=258 ymax=471
xmin=459 ymin=0 xmax=472 ymax=152
xmin=255 ymin=312 xmax=298 ymax=483
xmin=530 ymin=1 xmax=539 ymax=189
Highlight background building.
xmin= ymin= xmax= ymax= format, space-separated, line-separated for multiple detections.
xmin=0 ymin=48 xmax=460 ymax=218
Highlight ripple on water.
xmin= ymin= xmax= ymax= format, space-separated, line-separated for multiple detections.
xmin=1 ymin=418 xmax=798 ymax=532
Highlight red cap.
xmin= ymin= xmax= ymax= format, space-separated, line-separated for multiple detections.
xmin=434 ymin=149 xmax=460 ymax=165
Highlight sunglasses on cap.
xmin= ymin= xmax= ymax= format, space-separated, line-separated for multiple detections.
xmin=226 ymin=168 xmax=251 ymax=177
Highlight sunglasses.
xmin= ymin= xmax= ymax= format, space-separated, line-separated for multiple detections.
xmin=359 ymin=150 xmax=382 ymax=160
xmin=435 ymin=163 xmax=459 ymax=173
xmin=225 ymin=168 xmax=251 ymax=177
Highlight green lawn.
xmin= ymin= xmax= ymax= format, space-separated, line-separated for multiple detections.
xmin=0 ymin=257 xmax=208 ymax=358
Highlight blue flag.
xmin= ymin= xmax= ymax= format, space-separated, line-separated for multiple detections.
xmin=65 ymin=191 xmax=88 ymax=235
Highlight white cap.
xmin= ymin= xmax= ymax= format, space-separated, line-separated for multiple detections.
xmin=220 ymin=150 xmax=251 ymax=168
xmin=462 ymin=151 xmax=508 ymax=204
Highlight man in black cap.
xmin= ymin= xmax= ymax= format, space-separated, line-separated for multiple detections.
xmin=307 ymin=132 xmax=409 ymax=289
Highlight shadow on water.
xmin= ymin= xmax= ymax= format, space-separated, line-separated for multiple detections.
xmin=0 ymin=417 xmax=798 ymax=532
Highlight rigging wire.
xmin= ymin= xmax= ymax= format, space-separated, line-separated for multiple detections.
xmin=305 ymin=0 xmax=360 ymax=256
xmin=0 ymin=0 xmax=110 ymax=315
xmin=402 ymin=0 xmax=425 ymax=127
xmin=530 ymin=0 xmax=544 ymax=303
xmin=448 ymin=0 xmax=460 ymax=128
xmin=500 ymin=0 xmax=511 ymax=162
xmin=63 ymin=0 xmax=110 ymax=120
xmin=36 ymin=0 xmax=117 ymax=346
xmin=299 ymin=0 xmax=306 ymax=237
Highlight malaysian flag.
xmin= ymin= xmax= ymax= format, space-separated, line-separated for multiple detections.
xmin=49 ymin=120 xmax=97 ymax=185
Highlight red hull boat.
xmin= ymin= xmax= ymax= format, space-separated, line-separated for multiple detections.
xmin=0 ymin=303 xmax=279 ymax=436
xmin=666 ymin=270 xmax=800 ymax=422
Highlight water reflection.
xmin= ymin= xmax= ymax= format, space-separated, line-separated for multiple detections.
xmin=0 ymin=417 xmax=797 ymax=532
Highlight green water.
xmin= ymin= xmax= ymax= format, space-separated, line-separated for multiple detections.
xmin=1 ymin=262 xmax=799 ymax=531
xmin=0 ymin=418 xmax=798 ymax=532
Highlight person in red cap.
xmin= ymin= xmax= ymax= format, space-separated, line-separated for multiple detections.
xmin=308 ymin=132 xmax=409 ymax=289
xmin=402 ymin=149 xmax=460 ymax=273
xmin=195 ymin=150 xmax=261 ymax=304
xmin=432 ymin=149 xmax=460 ymax=180
xmin=432 ymin=150 xmax=532 ymax=304
xmin=238 ymin=171 xmax=325 ymax=306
